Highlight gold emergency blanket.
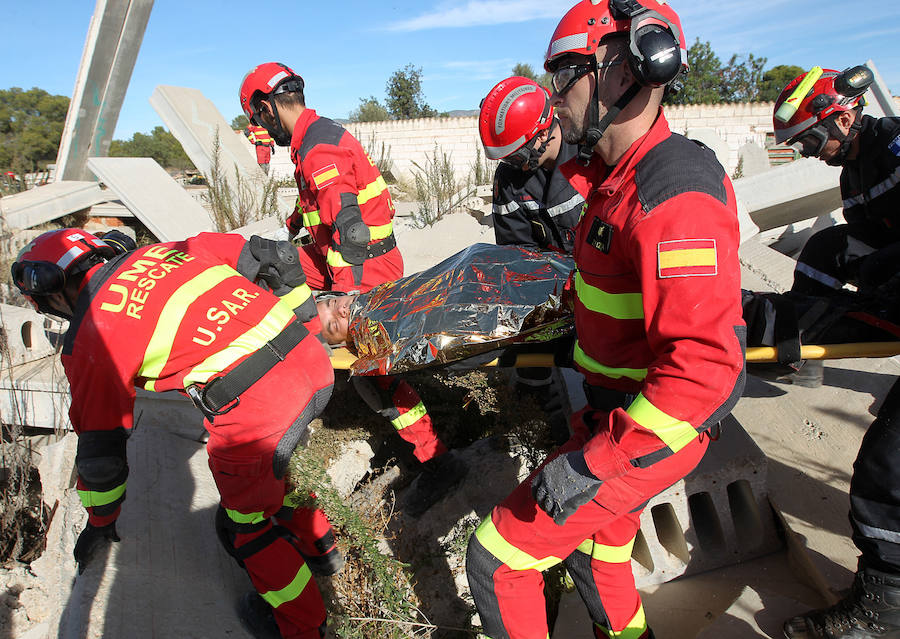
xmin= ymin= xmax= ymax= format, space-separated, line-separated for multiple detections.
xmin=347 ymin=243 xmax=575 ymax=375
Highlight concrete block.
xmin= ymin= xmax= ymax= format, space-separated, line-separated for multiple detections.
xmin=739 ymin=235 xmax=798 ymax=293
xmin=865 ymin=60 xmax=899 ymax=118
xmin=0 ymin=304 xmax=58 ymax=366
xmin=686 ymin=128 xmax=730 ymax=170
xmin=737 ymin=143 xmax=771 ymax=178
xmin=0 ymin=181 xmax=105 ymax=229
xmin=0 ymin=356 xmax=71 ymax=430
xmin=632 ymin=414 xmax=782 ymax=587
xmin=733 ymin=158 xmax=843 ymax=232
xmin=87 ymin=157 xmax=213 ymax=241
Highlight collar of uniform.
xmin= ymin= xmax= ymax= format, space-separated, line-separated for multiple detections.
xmin=290 ymin=108 xmax=319 ymax=157
xmin=595 ymin=107 xmax=671 ymax=196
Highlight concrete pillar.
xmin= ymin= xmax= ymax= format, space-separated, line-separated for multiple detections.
xmin=55 ymin=0 xmax=154 ymax=182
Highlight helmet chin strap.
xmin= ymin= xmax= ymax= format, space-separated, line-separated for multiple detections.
xmin=524 ymin=119 xmax=559 ymax=171
xmin=266 ymin=99 xmax=293 ymax=147
xmin=577 ymin=65 xmax=643 ymax=166
xmin=824 ymin=110 xmax=863 ymax=166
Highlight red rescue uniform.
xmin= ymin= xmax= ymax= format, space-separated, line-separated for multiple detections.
xmin=287 ymin=109 xmax=402 ymax=293
xmin=247 ymin=124 xmax=274 ymax=166
xmin=66 ymin=232 xmax=334 ymax=639
xmin=466 ymin=110 xmax=746 ymax=639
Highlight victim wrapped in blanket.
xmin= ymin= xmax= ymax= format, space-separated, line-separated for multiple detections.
xmin=337 ymin=243 xmax=574 ymax=376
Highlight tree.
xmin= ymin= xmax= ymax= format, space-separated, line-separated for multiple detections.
xmin=349 ymin=96 xmax=390 ymax=122
xmin=231 ymin=114 xmax=249 ymax=130
xmin=511 ymin=63 xmax=553 ymax=92
xmin=758 ymin=65 xmax=805 ymax=102
xmin=0 ymin=87 xmax=70 ymax=173
xmin=667 ymin=39 xmax=723 ymax=105
xmin=721 ymin=52 xmax=767 ymax=102
xmin=109 ymin=126 xmax=195 ymax=170
xmin=385 ymin=64 xmax=438 ymax=120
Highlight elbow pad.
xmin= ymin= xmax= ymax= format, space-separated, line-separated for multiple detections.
xmin=334 ymin=193 xmax=370 ymax=266
xmin=246 ymin=235 xmax=307 ymax=294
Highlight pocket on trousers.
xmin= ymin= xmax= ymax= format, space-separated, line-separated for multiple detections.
xmin=592 ymin=474 xmax=647 ymax=517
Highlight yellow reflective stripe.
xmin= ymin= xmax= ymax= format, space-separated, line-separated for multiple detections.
xmin=181 ymin=304 xmax=295 ymax=387
xmin=140 ymin=265 xmax=240 ymax=391
xmin=575 ymin=537 xmax=635 ymax=563
xmin=326 ymin=247 xmax=351 ymax=268
xmin=575 ymin=273 xmax=643 ymax=319
xmin=260 ymin=563 xmax=313 ymax=609
xmin=226 ymin=508 xmax=266 ymax=525
xmin=77 ymin=481 xmax=126 ymax=508
xmin=474 ymin=516 xmax=561 ymax=572
xmin=279 ymin=283 xmax=312 ymax=312
xmin=391 ymin=401 xmax=427 ymax=431
xmin=356 ymin=175 xmax=388 ymax=206
xmin=368 ymin=221 xmax=393 ymax=241
xmin=573 ymin=342 xmax=647 ymax=381
xmin=303 ymin=210 xmax=322 ymax=228
xmin=626 ymin=393 xmax=698 ymax=452
xmin=595 ymin=604 xmax=647 ymax=638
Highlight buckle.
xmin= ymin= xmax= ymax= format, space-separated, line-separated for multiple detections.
xmin=186 ymin=382 xmax=240 ymax=421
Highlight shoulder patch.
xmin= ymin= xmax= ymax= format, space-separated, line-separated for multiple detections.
xmin=312 ymin=163 xmax=340 ymax=189
xmin=298 ymin=117 xmax=345 ymax=159
xmin=657 ymin=239 xmax=717 ymax=278
xmin=635 ymin=134 xmax=727 ymax=212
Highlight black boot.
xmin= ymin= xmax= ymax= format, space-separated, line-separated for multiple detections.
xmin=783 ymin=562 xmax=900 ymax=638
xmin=302 ymin=545 xmax=345 ymax=576
xmin=403 ymin=450 xmax=468 ymax=518
xmin=236 ymin=591 xmax=283 ymax=639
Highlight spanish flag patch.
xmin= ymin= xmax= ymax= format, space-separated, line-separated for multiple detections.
xmin=657 ymin=239 xmax=717 ymax=278
xmin=312 ymin=163 xmax=340 ymax=189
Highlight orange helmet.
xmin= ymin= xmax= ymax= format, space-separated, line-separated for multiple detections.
xmin=479 ymin=77 xmax=554 ymax=162
xmin=545 ymin=0 xmax=687 ymax=88
xmin=11 ymin=228 xmax=114 ymax=317
xmin=238 ymin=62 xmax=305 ymax=126
xmin=773 ymin=65 xmax=872 ymax=149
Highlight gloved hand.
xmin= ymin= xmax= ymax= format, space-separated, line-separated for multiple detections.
xmin=74 ymin=522 xmax=120 ymax=574
xmin=531 ymin=451 xmax=602 ymax=526
xmin=271 ymin=225 xmax=293 ymax=243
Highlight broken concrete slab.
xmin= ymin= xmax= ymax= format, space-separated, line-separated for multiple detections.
xmin=687 ymin=128 xmax=730 ymax=170
xmin=0 ymin=304 xmax=58 ymax=366
xmin=739 ymin=236 xmax=799 ymax=293
xmin=738 ymin=142 xmax=771 ymax=178
xmin=864 ymin=60 xmax=899 ymax=119
xmin=0 ymin=181 xmax=105 ymax=230
xmin=733 ymin=158 xmax=843 ymax=232
xmin=87 ymin=157 xmax=213 ymax=241
xmin=0 ymin=356 xmax=71 ymax=431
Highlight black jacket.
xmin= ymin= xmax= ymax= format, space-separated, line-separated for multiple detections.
xmin=841 ymin=114 xmax=900 ymax=237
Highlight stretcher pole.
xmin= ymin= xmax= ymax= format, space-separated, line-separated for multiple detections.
xmin=329 ymin=342 xmax=900 ymax=371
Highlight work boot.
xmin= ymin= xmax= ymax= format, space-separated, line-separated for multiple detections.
xmin=403 ymin=450 xmax=468 ymax=518
xmin=777 ymin=360 xmax=824 ymax=388
xmin=302 ymin=545 xmax=345 ymax=577
xmin=783 ymin=562 xmax=900 ymax=638
xmin=237 ymin=591 xmax=282 ymax=639
xmin=512 ymin=368 xmax=571 ymax=446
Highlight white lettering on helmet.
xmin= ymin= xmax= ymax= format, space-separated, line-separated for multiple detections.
xmin=495 ymin=85 xmax=537 ymax=135
xmin=267 ymin=71 xmax=289 ymax=89
xmin=650 ymin=47 xmax=676 ymax=63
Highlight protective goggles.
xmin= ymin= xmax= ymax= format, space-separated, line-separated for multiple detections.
xmin=790 ymin=125 xmax=830 ymax=158
xmin=551 ymin=60 xmax=623 ymax=96
xmin=501 ymin=142 xmax=536 ymax=169
xmin=10 ymin=260 xmax=66 ymax=296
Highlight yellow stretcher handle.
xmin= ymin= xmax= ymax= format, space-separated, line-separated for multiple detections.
xmin=329 ymin=342 xmax=900 ymax=371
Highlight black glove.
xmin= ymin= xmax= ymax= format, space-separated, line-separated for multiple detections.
xmin=532 ymin=451 xmax=602 ymax=526
xmin=74 ymin=522 xmax=120 ymax=574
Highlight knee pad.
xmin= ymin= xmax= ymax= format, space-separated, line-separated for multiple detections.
xmin=76 ymin=429 xmax=128 ymax=487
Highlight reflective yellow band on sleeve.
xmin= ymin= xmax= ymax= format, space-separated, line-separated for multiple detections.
xmin=280 ymin=283 xmax=312 ymax=311
xmin=390 ymin=401 xmax=427 ymax=431
xmin=326 ymin=247 xmax=351 ymax=268
xmin=575 ymin=536 xmax=635 ymax=563
xmin=225 ymin=508 xmax=266 ymax=525
xmin=575 ymin=273 xmax=644 ymax=319
xmin=594 ymin=604 xmax=647 ymax=638
xmin=181 ymin=304 xmax=295 ymax=388
xmin=474 ymin=516 xmax=562 ymax=572
xmin=140 ymin=265 xmax=239 ymax=389
xmin=368 ymin=221 xmax=393 ymax=241
xmin=77 ymin=481 xmax=126 ymax=508
xmin=356 ymin=175 xmax=388 ymax=206
xmin=573 ymin=342 xmax=647 ymax=381
xmin=260 ymin=563 xmax=313 ymax=609
xmin=302 ymin=210 xmax=322 ymax=228
xmin=626 ymin=393 xmax=698 ymax=452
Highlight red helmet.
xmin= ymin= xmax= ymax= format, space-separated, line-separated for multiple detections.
xmin=479 ymin=77 xmax=554 ymax=161
xmin=545 ymin=0 xmax=687 ymax=88
xmin=11 ymin=229 xmax=114 ymax=313
xmin=773 ymin=66 xmax=872 ymax=146
xmin=238 ymin=62 xmax=305 ymax=126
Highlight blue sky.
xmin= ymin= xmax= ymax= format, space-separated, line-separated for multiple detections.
xmin=3 ymin=1 xmax=898 ymax=140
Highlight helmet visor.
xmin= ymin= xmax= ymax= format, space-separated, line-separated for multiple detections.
xmin=790 ymin=126 xmax=830 ymax=158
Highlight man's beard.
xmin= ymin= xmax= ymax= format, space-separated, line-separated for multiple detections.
xmin=561 ymin=119 xmax=586 ymax=145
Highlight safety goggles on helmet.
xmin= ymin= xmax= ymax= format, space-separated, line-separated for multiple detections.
xmin=11 ymin=260 xmax=66 ymax=296
xmin=790 ymin=125 xmax=831 ymax=158
xmin=551 ymin=59 xmax=624 ymax=96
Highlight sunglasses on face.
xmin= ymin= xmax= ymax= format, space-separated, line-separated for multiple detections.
xmin=551 ymin=59 xmax=624 ymax=96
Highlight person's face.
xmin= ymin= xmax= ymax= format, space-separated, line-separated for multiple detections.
xmin=316 ymin=295 xmax=354 ymax=345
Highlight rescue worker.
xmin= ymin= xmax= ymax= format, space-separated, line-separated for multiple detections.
xmin=465 ymin=2 xmax=746 ymax=638
xmin=479 ymin=76 xmax=586 ymax=444
xmin=774 ymin=65 xmax=900 ymax=388
xmin=773 ymin=67 xmax=900 ymax=639
xmin=479 ymin=75 xmax=584 ymax=253
xmin=238 ymin=63 xmax=464 ymax=516
xmin=245 ymin=123 xmax=275 ymax=174
xmin=11 ymin=228 xmax=338 ymax=639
